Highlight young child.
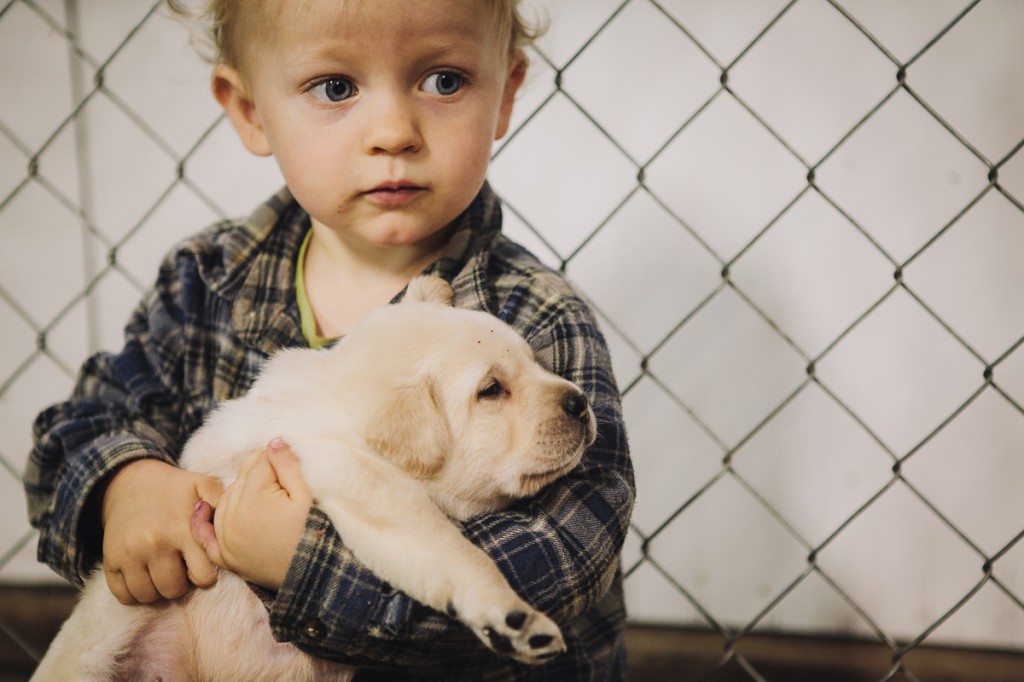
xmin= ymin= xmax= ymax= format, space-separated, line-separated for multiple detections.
xmin=25 ymin=0 xmax=635 ymax=679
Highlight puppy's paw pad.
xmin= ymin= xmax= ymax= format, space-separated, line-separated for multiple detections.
xmin=505 ymin=611 xmax=527 ymax=630
xmin=483 ymin=627 xmax=515 ymax=655
xmin=529 ymin=634 xmax=554 ymax=648
xmin=472 ymin=609 xmax=565 ymax=665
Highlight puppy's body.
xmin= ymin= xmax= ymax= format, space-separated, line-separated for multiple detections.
xmin=33 ymin=277 xmax=596 ymax=682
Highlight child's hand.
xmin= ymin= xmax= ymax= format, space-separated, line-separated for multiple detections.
xmin=100 ymin=458 xmax=224 ymax=605
xmin=190 ymin=440 xmax=312 ymax=591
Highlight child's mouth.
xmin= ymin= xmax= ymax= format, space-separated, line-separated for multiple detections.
xmin=363 ymin=183 xmax=425 ymax=207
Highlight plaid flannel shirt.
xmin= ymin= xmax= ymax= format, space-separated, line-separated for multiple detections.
xmin=26 ymin=183 xmax=634 ymax=680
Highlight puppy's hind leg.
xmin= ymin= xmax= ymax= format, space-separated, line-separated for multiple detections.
xmin=30 ymin=572 xmax=156 ymax=682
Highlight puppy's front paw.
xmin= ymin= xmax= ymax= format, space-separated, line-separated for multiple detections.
xmin=455 ymin=600 xmax=565 ymax=665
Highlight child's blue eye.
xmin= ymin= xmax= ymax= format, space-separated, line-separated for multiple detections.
xmin=423 ymin=72 xmax=463 ymax=96
xmin=310 ymin=78 xmax=355 ymax=103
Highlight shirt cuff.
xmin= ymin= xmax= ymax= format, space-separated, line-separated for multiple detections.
xmin=51 ymin=435 xmax=175 ymax=585
xmin=265 ymin=506 xmax=384 ymax=659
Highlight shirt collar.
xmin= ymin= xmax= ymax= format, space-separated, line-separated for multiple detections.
xmin=424 ymin=181 xmax=503 ymax=315
xmin=227 ymin=188 xmax=309 ymax=354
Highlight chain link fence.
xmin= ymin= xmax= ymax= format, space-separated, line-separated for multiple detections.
xmin=2 ymin=0 xmax=1023 ymax=679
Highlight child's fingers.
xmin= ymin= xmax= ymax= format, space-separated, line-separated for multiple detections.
xmin=185 ymin=554 xmax=220 ymax=588
xmin=183 ymin=541 xmax=220 ymax=588
xmin=235 ymin=447 xmax=269 ymax=484
xmin=195 ymin=475 xmax=224 ymax=509
xmin=190 ymin=500 xmax=223 ymax=567
xmin=103 ymin=566 xmax=134 ymax=605
xmin=265 ymin=440 xmax=310 ymax=499
xmin=121 ymin=564 xmax=160 ymax=604
xmin=149 ymin=554 xmax=190 ymax=600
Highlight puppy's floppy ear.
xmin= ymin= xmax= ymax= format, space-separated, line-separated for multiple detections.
xmin=366 ymin=376 xmax=450 ymax=479
xmin=404 ymin=276 xmax=454 ymax=306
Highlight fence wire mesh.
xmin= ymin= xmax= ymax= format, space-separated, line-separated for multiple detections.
xmin=1 ymin=0 xmax=1023 ymax=679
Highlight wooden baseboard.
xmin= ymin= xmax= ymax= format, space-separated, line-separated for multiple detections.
xmin=625 ymin=624 xmax=1024 ymax=682
xmin=0 ymin=584 xmax=77 ymax=675
xmin=3 ymin=585 xmax=1022 ymax=681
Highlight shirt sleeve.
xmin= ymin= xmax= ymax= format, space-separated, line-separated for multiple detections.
xmin=24 ymin=259 xmax=193 ymax=586
xmin=264 ymin=294 xmax=635 ymax=672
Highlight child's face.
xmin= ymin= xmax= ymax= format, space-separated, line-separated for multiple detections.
xmin=217 ymin=0 xmax=524 ymax=250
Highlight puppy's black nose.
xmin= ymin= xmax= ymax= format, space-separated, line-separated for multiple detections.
xmin=562 ymin=390 xmax=590 ymax=421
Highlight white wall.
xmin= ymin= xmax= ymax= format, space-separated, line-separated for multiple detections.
xmin=1 ymin=0 xmax=1023 ymax=653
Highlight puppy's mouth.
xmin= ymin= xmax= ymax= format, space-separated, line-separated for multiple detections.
xmin=520 ymin=460 xmax=578 ymax=487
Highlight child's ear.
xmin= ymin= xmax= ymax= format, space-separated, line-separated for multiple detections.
xmin=212 ymin=64 xmax=272 ymax=157
xmin=494 ymin=53 xmax=528 ymax=141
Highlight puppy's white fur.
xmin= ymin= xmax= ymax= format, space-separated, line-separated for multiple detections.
xmin=32 ymin=276 xmax=596 ymax=682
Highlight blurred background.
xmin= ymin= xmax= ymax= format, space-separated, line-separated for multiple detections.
xmin=1 ymin=0 xmax=1023 ymax=679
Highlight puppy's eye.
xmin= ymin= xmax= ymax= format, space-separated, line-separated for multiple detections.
xmin=477 ymin=380 xmax=505 ymax=400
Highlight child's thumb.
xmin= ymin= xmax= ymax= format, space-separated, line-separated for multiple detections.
xmin=266 ymin=439 xmax=311 ymax=499
xmin=188 ymin=500 xmax=223 ymax=582
xmin=196 ymin=476 xmax=224 ymax=508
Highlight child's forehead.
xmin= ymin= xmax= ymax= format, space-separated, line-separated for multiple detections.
xmin=257 ymin=0 xmax=506 ymax=46
xmin=233 ymin=0 xmax=512 ymax=77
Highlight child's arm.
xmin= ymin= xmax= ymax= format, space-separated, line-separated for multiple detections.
xmin=25 ymin=343 xmax=181 ymax=587
xmin=25 ymin=234 xmax=226 ymax=592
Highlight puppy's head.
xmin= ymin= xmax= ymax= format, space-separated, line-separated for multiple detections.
xmin=352 ymin=276 xmax=596 ymax=520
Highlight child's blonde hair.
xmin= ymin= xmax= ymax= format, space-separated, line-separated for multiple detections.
xmin=167 ymin=0 xmax=544 ymax=69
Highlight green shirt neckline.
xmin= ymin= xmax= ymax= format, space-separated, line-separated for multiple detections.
xmin=295 ymin=228 xmax=334 ymax=349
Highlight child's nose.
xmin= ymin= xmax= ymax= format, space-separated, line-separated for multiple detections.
xmin=364 ymin=93 xmax=422 ymax=155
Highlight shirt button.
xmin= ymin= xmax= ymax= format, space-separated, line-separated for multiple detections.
xmin=302 ymin=617 xmax=326 ymax=640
